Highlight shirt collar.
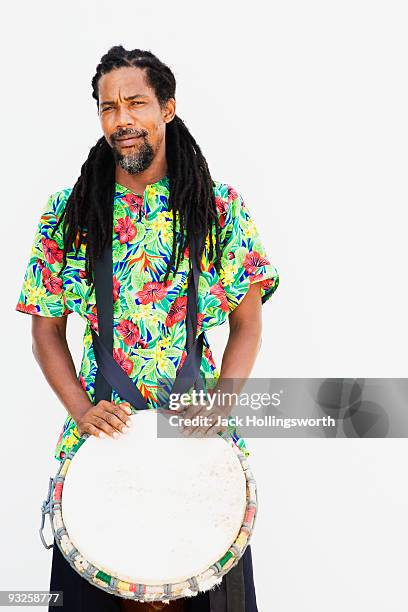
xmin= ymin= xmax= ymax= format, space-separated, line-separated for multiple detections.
xmin=115 ymin=174 xmax=170 ymax=198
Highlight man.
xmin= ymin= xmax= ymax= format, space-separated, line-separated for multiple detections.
xmin=16 ymin=46 xmax=279 ymax=611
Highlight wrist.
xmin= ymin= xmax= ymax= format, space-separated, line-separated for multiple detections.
xmin=66 ymin=394 xmax=93 ymax=423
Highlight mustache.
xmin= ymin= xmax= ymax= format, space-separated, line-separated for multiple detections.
xmin=112 ymin=128 xmax=148 ymax=141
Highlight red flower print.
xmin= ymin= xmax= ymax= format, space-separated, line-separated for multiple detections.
xmin=59 ymin=451 xmax=66 ymax=460
xmin=138 ymin=339 xmax=149 ymax=349
xmin=113 ymin=276 xmax=120 ymax=302
xmin=210 ymin=282 xmax=229 ymax=312
xmin=114 ymin=216 xmax=137 ymax=244
xmin=165 ymin=296 xmax=187 ymax=327
xmin=177 ymin=350 xmax=187 ymax=373
xmin=122 ymin=193 xmax=144 ymax=215
xmin=42 ymin=237 xmax=63 ymax=264
xmin=79 ymin=375 xmax=87 ymax=391
xmin=137 ymin=281 xmax=172 ymax=304
xmin=79 ymin=269 xmax=87 ymax=279
xmin=117 ymin=319 xmax=141 ymax=346
xmin=227 ymin=252 xmax=235 ymax=260
xmin=243 ymin=251 xmax=270 ymax=277
xmin=261 ymin=278 xmax=276 ymax=291
xmin=16 ymin=302 xmax=38 ymax=314
xmin=113 ymin=348 xmax=133 ymax=375
xmin=41 ymin=267 xmax=63 ymax=294
xmin=87 ymin=313 xmax=98 ymax=332
xmin=215 ymin=196 xmax=229 ymax=228
xmin=227 ymin=186 xmax=239 ymax=202
xmin=36 ymin=258 xmax=45 ymax=270
xmin=197 ymin=312 xmax=205 ymax=333
xmin=87 ymin=305 xmax=98 ymax=332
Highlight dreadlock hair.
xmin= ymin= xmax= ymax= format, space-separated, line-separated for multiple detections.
xmin=51 ymin=45 xmax=222 ymax=293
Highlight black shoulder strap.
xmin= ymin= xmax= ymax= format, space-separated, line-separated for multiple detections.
xmin=93 ymin=242 xmax=114 ymax=406
xmin=92 ymin=232 xmax=204 ymax=408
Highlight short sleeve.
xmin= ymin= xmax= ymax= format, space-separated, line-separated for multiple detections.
xmin=218 ymin=187 xmax=279 ymax=313
xmin=15 ymin=192 xmax=73 ymax=318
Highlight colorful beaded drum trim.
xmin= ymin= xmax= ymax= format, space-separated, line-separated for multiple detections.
xmin=40 ymin=433 xmax=257 ymax=603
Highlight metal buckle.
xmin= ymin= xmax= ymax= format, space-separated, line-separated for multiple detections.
xmin=39 ymin=477 xmax=54 ymax=549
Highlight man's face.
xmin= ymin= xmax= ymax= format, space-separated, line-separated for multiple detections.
xmin=97 ymin=66 xmax=175 ymax=174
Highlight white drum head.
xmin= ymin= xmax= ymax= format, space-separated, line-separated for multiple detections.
xmin=61 ymin=410 xmax=247 ymax=585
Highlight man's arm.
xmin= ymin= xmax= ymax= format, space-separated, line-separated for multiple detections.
xmin=31 ymin=316 xmax=132 ymax=438
xmin=207 ymin=281 xmax=263 ymax=409
xmin=32 ymin=315 xmax=92 ymax=420
xmin=220 ymin=281 xmax=263 ymax=381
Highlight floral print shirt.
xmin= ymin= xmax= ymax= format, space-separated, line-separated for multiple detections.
xmin=15 ymin=175 xmax=279 ymax=461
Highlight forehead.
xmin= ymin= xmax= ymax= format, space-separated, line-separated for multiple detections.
xmin=98 ymin=66 xmax=153 ymax=100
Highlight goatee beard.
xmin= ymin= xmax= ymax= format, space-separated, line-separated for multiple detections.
xmin=112 ymin=139 xmax=155 ymax=174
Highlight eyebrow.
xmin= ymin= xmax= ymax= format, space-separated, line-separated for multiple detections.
xmin=100 ymin=94 xmax=149 ymax=107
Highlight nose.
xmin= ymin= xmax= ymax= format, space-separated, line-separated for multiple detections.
xmin=115 ymin=104 xmax=135 ymax=129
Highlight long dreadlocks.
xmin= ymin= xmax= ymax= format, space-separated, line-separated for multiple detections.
xmin=52 ymin=45 xmax=222 ymax=292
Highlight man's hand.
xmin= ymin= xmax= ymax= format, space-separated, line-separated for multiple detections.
xmin=76 ymin=401 xmax=133 ymax=438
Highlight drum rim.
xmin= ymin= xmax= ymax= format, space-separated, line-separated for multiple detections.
xmin=47 ymin=431 xmax=258 ymax=603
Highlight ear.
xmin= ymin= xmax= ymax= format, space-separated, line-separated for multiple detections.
xmin=162 ymin=98 xmax=176 ymax=123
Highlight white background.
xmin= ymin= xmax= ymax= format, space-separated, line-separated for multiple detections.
xmin=1 ymin=1 xmax=408 ymax=610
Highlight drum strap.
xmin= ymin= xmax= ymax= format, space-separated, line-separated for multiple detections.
xmin=91 ymin=231 xmax=205 ymax=408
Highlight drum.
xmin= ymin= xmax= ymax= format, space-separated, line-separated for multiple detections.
xmin=40 ymin=409 xmax=257 ymax=604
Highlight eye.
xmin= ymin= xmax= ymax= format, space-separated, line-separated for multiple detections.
xmin=101 ymin=106 xmax=113 ymax=112
xmin=130 ymin=101 xmax=143 ymax=106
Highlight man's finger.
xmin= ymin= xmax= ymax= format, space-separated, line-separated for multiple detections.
xmin=92 ymin=414 xmax=125 ymax=438
xmin=106 ymin=403 xmax=133 ymax=427
xmin=81 ymin=423 xmax=106 ymax=438
xmin=112 ymin=401 xmax=132 ymax=416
